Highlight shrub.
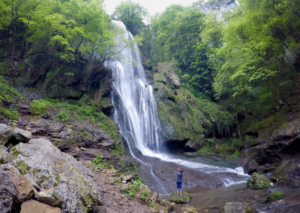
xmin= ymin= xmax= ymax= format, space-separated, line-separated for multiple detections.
xmin=58 ymin=111 xmax=69 ymax=122
xmin=30 ymin=99 xmax=52 ymax=115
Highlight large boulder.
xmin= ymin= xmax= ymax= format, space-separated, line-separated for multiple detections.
xmin=244 ymin=159 xmax=259 ymax=175
xmin=0 ymin=169 xmax=17 ymax=213
xmin=184 ymin=136 xmax=203 ymax=151
xmin=222 ymin=202 xmax=253 ymax=213
xmin=0 ymin=124 xmax=12 ymax=145
xmin=247 ymin=172 xmax=271 ymax=190
xmin=20 ymin=200 xmax=61 ymax=213
xmin=1 ymin=163 xmax=34 ymax=202
xmin=10 ymin=138 xmax=103 ymax=213
xmin=12 ymin=128 xmax=32 ymax=143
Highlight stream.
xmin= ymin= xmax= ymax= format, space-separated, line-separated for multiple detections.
xmin=104 ymin=20 xmax=249 ymax=195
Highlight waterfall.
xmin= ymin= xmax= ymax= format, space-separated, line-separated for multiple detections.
xmin=104 ymin=21 xmax=249 ymax=193
xmin=105 ymin=21 xmax=162 ymax=157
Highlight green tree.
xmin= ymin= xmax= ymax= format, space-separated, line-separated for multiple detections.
xmin=112 ymin=0 xmax=148 ymax=35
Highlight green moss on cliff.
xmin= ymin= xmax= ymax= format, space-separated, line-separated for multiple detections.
xmin=0 ymin=76 xmax=20 ymax=120
xmin=155 ymin=80 xmax=233 ymax=141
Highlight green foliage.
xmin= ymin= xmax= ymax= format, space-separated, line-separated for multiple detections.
xmin=148 ymin=202 xmax=155 ymax=208
xmin=141 ymin=190 xmax=150 ymax=198
xmin=113 ymin=177 xmax=121 ymax=183
xmin=127 ymin=189 xmax=136 ymax=197
xmin=58 ymin=111 xmax=69 ymax=123
xmin=92 ymin=155 xmax=103 ymax=165
xmin=141 ymin=0 xmax=300 ymax=142
xmin=91 ymin=155 xmax=113 ymax=169
xmin=0 ymin=77 xmax=20 ymax=120
xmin=112 ymin=0 xmax=148 ymax=35
xmin=131 ymin=180 xmax=142 ymax=191
xmin=29 ymin=100 xmax=52 ymax=115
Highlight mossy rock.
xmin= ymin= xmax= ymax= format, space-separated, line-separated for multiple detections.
xmin=247 ymin=172 xmax=271 ymax=190
xmin=261 ymin=191 xmax=284 ymax=203
xmin=168 ymin=191 xmax=191 ymax=203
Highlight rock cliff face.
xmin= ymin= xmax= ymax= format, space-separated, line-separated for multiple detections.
xmin=196 ymin=0 xmax=239 ymax=14
xmin=242 ymin=111 xmax=300 ymax=187
xmin=152 ymin=62 xmax=233 ymax=145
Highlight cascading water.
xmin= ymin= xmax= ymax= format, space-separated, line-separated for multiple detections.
xmin=104 ymin=21 xmax=248 ymax=194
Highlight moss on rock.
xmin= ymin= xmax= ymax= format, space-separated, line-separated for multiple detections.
xmin=153 ymin=63 xmax=234 ymax=141
xmin=17 ymin=160 xmax=31 ymax=174
xmin=168 ymin=191 xmax=191 ymax=203
xmin=247 ymin=172 xmax=271 ymax=190
xmin=261 ymin=191 xmax=284 ymax=203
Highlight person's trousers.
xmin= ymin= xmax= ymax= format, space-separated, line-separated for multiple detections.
xmin=176 ymin=180 xmax=182 ymax=190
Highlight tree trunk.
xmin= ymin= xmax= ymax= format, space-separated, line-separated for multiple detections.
xmin=11 ymin=22 xmax=16 ymax=85
xmin=75 ymin=36 xmax=84 ymax=54
xmin=268 ymin=76 xmax=292 ymax=108
xmin=235 ymin=96 xmax=242 ymax=140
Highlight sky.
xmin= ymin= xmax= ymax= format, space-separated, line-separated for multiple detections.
xmin=103 ymin=0 xmax=208 ymax=16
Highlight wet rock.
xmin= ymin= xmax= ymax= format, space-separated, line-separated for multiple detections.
xmin=0 ymin=124 xmax=12 ymax=145
xmin=11 ymin=138 xmax=103 ymax=213
xmin=121 ymin=175 xmax=133 ymax=183
xmin=181 ymin=205 xmax=199 ymax=213
xmin=101 ymin=98 xmax=114 ymax=116
xmin=168 ymin=191 xmax=191 ymax=203
xmin=3 ymin=163 xmax=34 ymax=202
xmin=183 ymin=152 xmax=199 ymax=157
xmin=261 ymin=191 xmax=284 ymax=203
xmin=12 ymin=127 xmax=32 ymax=143
xmin=267 ymin=199 xmax=286 ymax=208
xmin=0 ymin=169 xmax=17 ymax=213
xmin=184 ymin=140 xmax=202 ymax=152
xmin=247 ymin=172 xmax=271 ymax=190
xmin=244 ymin=159 xmax=258 ymax=175
xmin=20 ymin=200 xmax=61 ymax=213
xmin=222 ymin=202 xmax=253 ymax=213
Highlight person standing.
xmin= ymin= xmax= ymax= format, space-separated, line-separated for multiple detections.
xmin=174 ymin=167 xmax=184 ymax=195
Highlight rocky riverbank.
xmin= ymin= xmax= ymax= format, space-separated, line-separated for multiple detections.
xmin=0 ymin=123 xmax=178 ymax=213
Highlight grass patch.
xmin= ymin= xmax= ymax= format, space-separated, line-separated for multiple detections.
xmin=196 ymin=143 xmax=214 ymax=155
xmin=91 ymin=155 xmax=114 ymax=170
